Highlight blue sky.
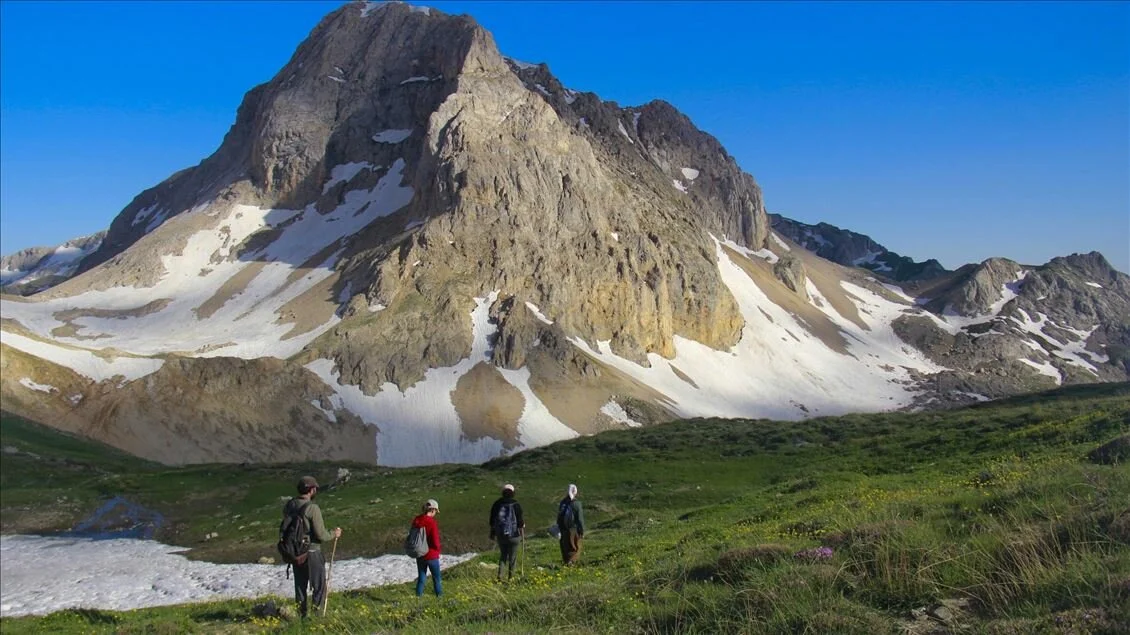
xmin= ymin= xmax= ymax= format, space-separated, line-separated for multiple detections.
xmin=1 ymin=1 xmax=1127 ymax=272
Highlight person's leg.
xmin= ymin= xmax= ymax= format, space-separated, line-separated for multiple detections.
xmin=505 ymin=539 xmax=518 ymax=577
xmin=498 ymin=541 xmax=513 ymax=580
xmin=428 ymin=558 xmax=442 ymax=596
xmin=415 ymin=558 xmax=427 ymax=596
xmin=294 ymin=561 xmax=310 ymax=617
xmin=307 ymin=550 xmax=327 ymax=612
xmin=559 ymin=534 xmax=569 ymax=564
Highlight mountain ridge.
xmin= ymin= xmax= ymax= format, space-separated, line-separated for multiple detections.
xmin=1 ymin=1 xmax=1127 ymax=466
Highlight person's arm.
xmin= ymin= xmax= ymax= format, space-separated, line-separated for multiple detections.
xmin=429 ymin=516 xmax=442 ymax=554
xmin=573 ymin=501 xmax=585 ymax=537
xmin=488 ymin=500 xmax=500 ymax=539
xmin=307 ymin=504 xmax=335 ymax=543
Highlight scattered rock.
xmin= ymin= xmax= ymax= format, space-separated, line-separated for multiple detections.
xmin=257 ymin=556 xmax=275 ymax=565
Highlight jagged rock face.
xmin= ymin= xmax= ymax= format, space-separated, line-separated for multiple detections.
xmin=1 ymin=1 xmax=1127 ymax=466
xmin=770 ymin=213 xmax=947 ymax=281
xmin=893 ymin=252 xmax=1130 ymax=405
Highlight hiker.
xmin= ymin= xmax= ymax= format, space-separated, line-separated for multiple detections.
xmin=488 ymin=483 xmax=525 ymax=581
xmin=283 ymin=475 xmax=342 ymax=618
xmin=557 ymin=483 xmax=585 ymax=565
xmin=412 ymin=499 xmax=443 ymax=597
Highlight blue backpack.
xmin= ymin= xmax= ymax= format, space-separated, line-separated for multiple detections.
xmin=495 ymin=501 xmax=518 ymax=538
xmin=557 ymin=499 xmax=576 ymax=530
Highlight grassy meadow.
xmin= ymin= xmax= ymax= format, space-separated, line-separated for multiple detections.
xmin=1 ymin=382 xmax=1128 ymax=633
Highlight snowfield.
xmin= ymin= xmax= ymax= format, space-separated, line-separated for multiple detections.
xmin=0 ymin=535 xmax=475 ymax=618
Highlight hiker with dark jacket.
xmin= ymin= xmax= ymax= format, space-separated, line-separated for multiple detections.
xmin=283 ymin=475 xmax=342 ymax=618
xmin=488 ymin=484 xmax=525 ymax=581
xmin=412 ymin=499 xmax=443 ymax=597
xmin=557 ymin=483 xmax=585 ymax=565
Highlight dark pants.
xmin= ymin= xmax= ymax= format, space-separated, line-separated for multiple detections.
xmin=294 ymin=549 xmax=326 ymax=617
xmin=559 ymin=529 xmax=582 ymax=564
xmin=497 ymin=537 xmax=520 ymax=579
xmin=416 ymin=558 xmax=442 ymax=596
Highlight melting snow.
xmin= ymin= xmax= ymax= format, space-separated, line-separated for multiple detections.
xmin=769 ymin=232 xmax=791 ymax=252
xmin=328 ymin=75 xmax=346 ymax=84
xmin=372 ymin=129 xmax=413 ymax=144
xmin=322 ymin=162 xmax=375 ymax=194
xmin=1019 ymin=357 xmax=1062 ymax=384
xmin=400 ymin=76 xmax=431 ymax=85
xmin=0 ymin=534 xmax=474 ymax=618
xmin=534 ymin=83 xmax=551 ymax=97
xmin=617 ymin=121 xmax=634 ymax=144
xmin=1085 ymin=282 xmax=1103 ymax=289
xmin=0 ymin=160 xmax=415 ymax=366
xmin=680 ymin=167 xmax=700 ymax=181
xmin=524 ymin=301 xmax=553 ymax=325
xmin=18 ymin=378 xmax=56 ymax=393
xmin=563 ymin=89 xmax=578 ymax=105
xmin=1009 ymin=308 xmax=1106 ymax=373
xmin=0 ymin=331 xmax=163 ymax=382
xmin=672 ymin=180 xmax=688 ymax=193
xmin=306 ymin=291 xmax=575 ymax=466
xmin=935 ymin=271 xmax=1028 ymax=333
xmin=566 ymin=237 xmax=941 ymax=421
xmin=610 ymin=232 xmax=619 ymax=242
xmin=600 ymin=400 xmax=642 ymax=427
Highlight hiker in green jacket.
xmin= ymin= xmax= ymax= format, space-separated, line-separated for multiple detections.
xmin=283 ymin=475 xmax=342 ymax=618
xmin=557 ymin=483 xmax=585 ymax=565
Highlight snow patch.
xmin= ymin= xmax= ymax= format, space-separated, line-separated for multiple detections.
xmin=306 ymin=291 xmax=574 ymax=466
xmin=672 ymin=180 xmax=688 ymax=193
xmin=534 ymin=83 xmax=551 ymax=97
xmin=18 ymin=378 xmax=56 ymax=393
xmin=322 ymin=162 xmax=375 ymax=194
xmin=372 ymin=129 xmax=413 ymax=144
xmin=0 ymin=534 xmax=474 ymax=618
xmin=769 ymin=232 xmax=791 ymax=252
xmin=505 ymin=57 xmax=537 ymax=70
xmin=524 ymin=302 xmax=553 ymax=325
xmin=1085 ymin=281 xmax=1103 ymax=289
xmin=680 ymin=167 xmax=700 ymax=181
xmin=617 ymin=121 xmax=634 ymax=144
xmin=600 ymin=400 xmax=642 ymax=427
xmin=400 ymin=76 xmax=431 ymax=85
xmin=1 ymin=332 xmax=163 ymax=382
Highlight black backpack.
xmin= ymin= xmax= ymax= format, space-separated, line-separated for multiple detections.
xmin=557 ymin=499 xmax=575 ymax=530
xmin=277 ymin=500 xmax=311 ymax=576
xmin=494 ymin=501 xmax=519 ymax=539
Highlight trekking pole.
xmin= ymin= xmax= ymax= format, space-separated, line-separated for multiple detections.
xmin=520 ymin=529 xmax=526 ymax=578
xmin=322 ymin=536 xmax=339 ymax=617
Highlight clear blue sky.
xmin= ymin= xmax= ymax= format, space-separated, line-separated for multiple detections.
xmin=2 ymin=1 xmax=1127 ymax=272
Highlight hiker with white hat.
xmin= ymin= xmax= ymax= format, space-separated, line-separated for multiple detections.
xmin=488 ymin=484 xmax=525 ymax=582
xmin=411 ymin=498 xmax=443 ymax=597
xmin=557 ymin=484 xmax=585 ymax=565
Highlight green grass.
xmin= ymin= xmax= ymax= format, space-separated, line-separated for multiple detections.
xmin=2 ymin=382 xmax=1128 ymax=633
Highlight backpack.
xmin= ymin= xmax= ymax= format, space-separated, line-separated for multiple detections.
xmin=494 ymin=501 xmax=518 ymax=539
xmin=557 ymin=499 xmax=575 ymax=530
xmin=405 ymin=523 xmax=429 ymax=558
xmin=277 ymin=501 xmax=311 ymax=575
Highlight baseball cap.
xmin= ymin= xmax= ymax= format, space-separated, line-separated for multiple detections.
xmin=425 ymin=498 xmax=440 ymax=511
xmin=298 ymin=475 xmax=319 ymax=493
xmin=502 ymin=484 xmax=515 ymax=492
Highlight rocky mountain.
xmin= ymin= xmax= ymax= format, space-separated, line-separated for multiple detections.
xmin=769 ymin=213 xmax=947 ymax=281
xmin=2 ymin=1 xmax=1127 ymax=467
xmin=0 ymin=232 xmax=106 ymax=295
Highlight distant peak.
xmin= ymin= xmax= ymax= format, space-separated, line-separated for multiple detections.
xmin=359 ymin=1 xmax=434 ymax=18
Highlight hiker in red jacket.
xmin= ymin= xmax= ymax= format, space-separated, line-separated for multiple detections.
xmin=412 ymin=499 xmax=442 ymax=597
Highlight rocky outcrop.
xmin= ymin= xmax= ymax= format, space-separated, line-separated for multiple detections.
xmin=770 ymin=213 xmax=946 ymax=281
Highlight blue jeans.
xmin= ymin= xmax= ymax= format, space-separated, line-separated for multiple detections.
xmin=415 ymin=557 xmax=441 ymax=596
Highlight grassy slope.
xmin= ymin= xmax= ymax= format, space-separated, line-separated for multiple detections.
xmin=1 ymin=382 xmax=1128 ymax=633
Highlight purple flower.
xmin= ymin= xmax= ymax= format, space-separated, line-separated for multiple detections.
xmin=794 ymin=546 xmax=834 ymax=561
